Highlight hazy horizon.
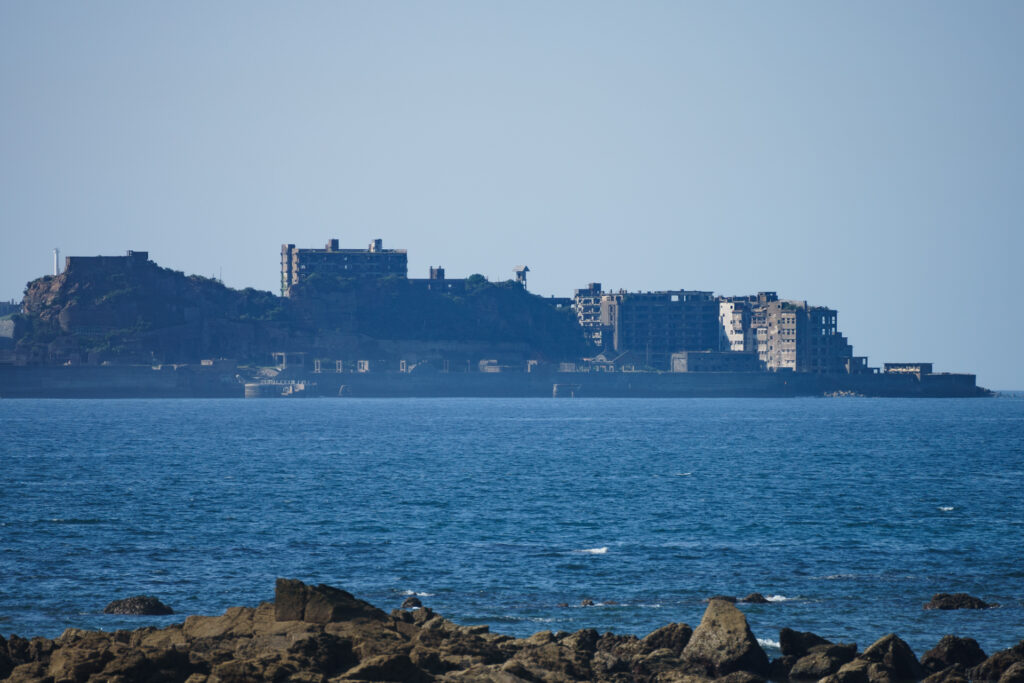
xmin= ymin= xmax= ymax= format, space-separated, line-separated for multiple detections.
xmin=2 ymin=2 xmax=1021 ymax=389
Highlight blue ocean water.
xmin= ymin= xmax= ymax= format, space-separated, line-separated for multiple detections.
xmin=1 ymin=397 xmax=1022 ymax=656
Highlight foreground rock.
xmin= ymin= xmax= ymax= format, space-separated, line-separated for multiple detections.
xmin=681 ymin=598 xmax=770 ymax=678
xmin=102 ymin=596 xmax=174 ymax=616
xmin=1 ymin=580 xmax=1021 ymax=682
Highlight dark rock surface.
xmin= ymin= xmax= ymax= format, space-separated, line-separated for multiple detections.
xmin=402 ymin=595 xmax=424 ymax=609
xmin=969 ymin=640 xmax=1024 ymax=683
xmin=740 ymin=593 xmax=770 ymax=604
xmin=921 ymin=635 xmax=987 ymax=674
xmin=2 ymin=580 xmax=1022 ymax=682
xmin=102 ymin=595 xmax=174 ymax=615
xmin=790 ymin=643 xmax=858 ymax=680
xmin=780 ymin=627 xmax=833 ymax=658
xmin=923 ymin=593 xmax=996 ymax=610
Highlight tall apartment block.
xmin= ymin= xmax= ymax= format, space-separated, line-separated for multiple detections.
xmin=573 ymin=283 xmax=608 ymax=348
xmin=281 ymin=239 xmax=408 ymax=297
xmin=754 ymin=299 xmax=856 ymax=373
xmin=600 ymin=290 xmax=720 ymax=370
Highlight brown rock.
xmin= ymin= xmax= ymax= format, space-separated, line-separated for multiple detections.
xmin=274 ymin=577 xmax=387 ymax=623
xmin=681 ymin=598 xmax=770 ymax=677
xmin=920 ymin=635 xmax=986 ymax=674
xmin=509 ymin=640 xmax=593 ymax=681
xmin=103 ymin=595 xmax=174 ymax=615
xmin=999 ymin=660 xmax=1024 ymax=683
xmin=639 ymin=622 xmax=693 ymax=657
xmin=923 ymin=593 xmax=995 ymax=610
xmin=714 ymin=671 xmax=766 ymax=683
xmin=286 ymin=632 xmax=358 ymax=677
xmin=789 ymin=643 xmax=857 ymax=680
xmin=860 ymin=633 xmax=924 ymax=682
xmin=969 ymin=641 xmax=1024 ymax=683
xmin=339 ymin=652 xmax=433 ymax=681
xmin=921 ymin=663 xmax=969 ymax=683
xmin=4 ymin=661 xmax=50 ymax=683
xmin=779 ymin=627 xmax=832 ymax=658
xmin=740 ymin=593 xmax=770 ymax=604
xmin=402 ymin=595 xmax=424 ymax=609
xmin=769 ymin=655 xmax=797 ymax=681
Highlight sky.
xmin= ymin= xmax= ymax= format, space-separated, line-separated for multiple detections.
xmin=1 ymin=2 xmax=1022 ymax=388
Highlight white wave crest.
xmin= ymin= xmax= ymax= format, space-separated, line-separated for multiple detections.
xmin=758 ymin=638 xmax=781 ymax=650
xmin=766 ymin=595 xmax=791 ymax=602
xmin=577 ymin=547 xmax=608 ymax=554
xmin=938 ymin=506 xmax=955 ymax=512
xmin=674 ymin=472 xmax=692 ymax=477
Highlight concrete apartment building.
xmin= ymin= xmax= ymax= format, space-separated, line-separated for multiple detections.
xmin=597 ymin=289 xmax=720 ymax=370
xmin=754 ymin=299 xmax=857 ymax=373
xmin=281 ymin=239 xmax=408 ymax=297
xmin=572 ymin=283 xmax=608 ymax=348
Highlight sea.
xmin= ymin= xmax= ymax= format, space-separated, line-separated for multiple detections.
xmin=1 ymin=397 xmax=1022 ymax=657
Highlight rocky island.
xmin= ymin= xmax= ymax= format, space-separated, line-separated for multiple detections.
xmin=2 ymin=580 xmax=1021 ymax=682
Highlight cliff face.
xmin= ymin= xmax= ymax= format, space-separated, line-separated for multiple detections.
xmin=17 ymin=258 xmax=301 ymax=364
xmin=15 ymin=258 xmax=588 ymax=365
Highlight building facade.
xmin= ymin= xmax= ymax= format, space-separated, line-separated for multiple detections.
xmin=281 ymin=239 xmax=408 ymax=297
xmin=754 ymin=299 xmax=854 ymax=373
xmin=598 ymin=290 xmax=720 ymax=370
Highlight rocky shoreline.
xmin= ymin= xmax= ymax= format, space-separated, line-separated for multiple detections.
xmin=2 ymin=579 xmax=1021 ymax=683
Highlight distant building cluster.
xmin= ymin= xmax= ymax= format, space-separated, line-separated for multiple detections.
xmin=278 ymin=238 xmax=878 ymax=375
xmin=572 ymin=286 xmax=867 ymax=373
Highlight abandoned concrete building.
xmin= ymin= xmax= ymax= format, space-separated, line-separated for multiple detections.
xmin=753 ymin=298 xmax=865 ymax=373
xmin=587 ymin=289 xmax=721 ymax=370
xmin=570 ymin=282 xmax=872 ymax=374
xmin=281 ymin=239 xmax=408 ymax=297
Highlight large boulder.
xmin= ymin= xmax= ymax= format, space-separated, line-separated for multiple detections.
xmin=859 ymin=633 xmax=924 ymax=682
xmin=921 ymin=635 xmax=986 ymax=674
xmin=639 ymin=622 xmax=693 ymax=656
xmin=681 ymin=598 xmax=770 ymax=677
xmin=274 ymin=578 xmax=387 ymax=623
xmin=923 ymin=593 xmax=995 ymax=610
xmin=790 ymin=643 xmax=858 ymax=680
xmin=103 ymin=595 xmax=174 ymax=615
xmin=968 ymin=640 xmax=1024 ymax=683
xmin=780 ymin=627 xmax=832 ymax=658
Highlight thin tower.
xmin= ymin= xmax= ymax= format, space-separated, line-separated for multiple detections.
xmin=53 ymin=248 xmax=60 ymax=276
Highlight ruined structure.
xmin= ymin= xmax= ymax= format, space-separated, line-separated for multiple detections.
xmin=281 ymin=238 xmax=407 ymax=297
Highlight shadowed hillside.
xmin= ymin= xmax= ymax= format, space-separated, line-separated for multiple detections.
xmin=13 ymin=255 xmax=589 ymax=365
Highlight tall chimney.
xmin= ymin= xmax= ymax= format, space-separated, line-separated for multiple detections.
xmin=53 ymin=248 xmax=60 ymax=276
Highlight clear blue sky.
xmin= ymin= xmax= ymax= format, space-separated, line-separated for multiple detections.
xmin=2 ymin=2 xmax=1021 ymax=388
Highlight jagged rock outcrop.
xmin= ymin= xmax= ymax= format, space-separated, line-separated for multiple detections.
xmin=921 ymin=635 xmax=986 ymax=674
xmin=780 ymin=627 xmax=833 ymax=658
xmin=968 ymin=640 xmax=1024 ymax=683
xmin=680 ymin=598 xmax=770 ymax=678
xmin=820 ymin=633 xmax=924 ymax=683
